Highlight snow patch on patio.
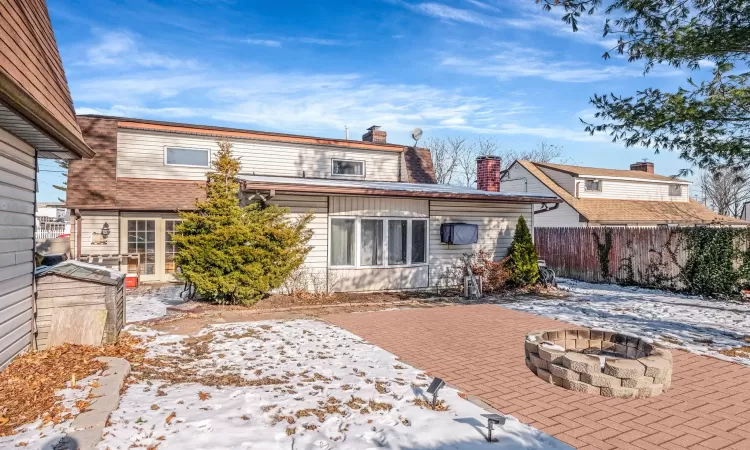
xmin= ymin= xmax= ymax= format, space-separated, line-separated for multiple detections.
xmin=126 ymin=284 xmax=187 ymax=323
xmin=98 ymin=320 xmax=568 ymax=449
xmin=502 ymin=279 xmax=750 ymax=366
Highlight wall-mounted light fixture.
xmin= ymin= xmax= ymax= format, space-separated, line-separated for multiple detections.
xmin=101 ymin=222 xmax=110 ymax=239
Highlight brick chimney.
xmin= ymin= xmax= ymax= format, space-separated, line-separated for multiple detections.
xmin=477 ymin=155 xmax=502 ymax=192
xmin=362 ymin=125 xmax=386 ymax=143
xmin=630 ymin=161 xmax=654 ymax=173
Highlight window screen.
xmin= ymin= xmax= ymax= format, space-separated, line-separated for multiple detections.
xmin=388 ymin=220 xmax=408 ymax=265
xmin=669 ymin=184 xmax=682 ymax=196
xmin=166 ymin=147 xmax=210 ymax=167
xmin=411 ymin=220 xmax=427 ymax=264
xmin=360 ymin=219 xmax=383 ymax=266
xmin=331 ymin=219 xmax=355 ymax=266
xmin=332 ymin=159 xmax=364 ymax=176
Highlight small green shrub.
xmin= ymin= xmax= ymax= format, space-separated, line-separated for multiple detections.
xmin=506 ymin=216 xmax=539 ymax=286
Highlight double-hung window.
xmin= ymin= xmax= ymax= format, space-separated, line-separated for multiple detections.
xmin=331 ymin=217 xmax=428 ymax=268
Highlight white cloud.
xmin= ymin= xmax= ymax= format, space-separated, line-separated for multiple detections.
xmin=465 ymin=0 xmax=501 ymax=13
xmin=242 ymin=39 xmax=282 ymax=47
xmin=440 ymin=45 xmax=682 ymax=82
xmin=80 ymin=31 xmax=197 ymax=69
xmin=296 ymin=37 xmax=350 ymax=46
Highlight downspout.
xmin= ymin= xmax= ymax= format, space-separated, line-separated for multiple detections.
xmin=74 ymin=208 xmax=82 ymax=260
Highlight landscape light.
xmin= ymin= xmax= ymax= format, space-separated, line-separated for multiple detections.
xmin=426 ymin=377 xmax=445 ymax=409
xmin=481 ymin=413 xmax=506 ymax=442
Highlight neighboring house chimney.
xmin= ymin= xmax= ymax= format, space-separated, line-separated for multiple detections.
xmin=476 ymin=155 xmax=502 ymax=192
xmin=630 ymin=161 xmax=654 ymax=173
xmin=362 ymin=125 xmax=386 ymax=143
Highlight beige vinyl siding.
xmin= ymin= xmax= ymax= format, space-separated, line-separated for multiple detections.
xmin=0 ymin=127 xmax=35 ymax=369
xmin=270 ymin=194 xmax=328 ymax=271
xmin=117 ymin=129 xmax=402 ymax=182
xmin=539 ymin=167 xmax=576 ymax=194
xmin=429 ymin=200 xmax=533 ymax=287
xmin=329 ymin=196 xmax=428 ymax=217
xmin=501 ymin=164 xmax=583 ymax=227
xmin=332 ymin=266 xmax=429 ymax=292
xmin=577 ymin=178 xmax=690 ymax=202
xmin=78 ymin=211 xmax=120 ymax=270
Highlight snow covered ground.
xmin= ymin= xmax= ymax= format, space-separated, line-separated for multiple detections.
xmin=0 ymin=375 xmax=100 ymax=449
xmin=503 ymin=279 xmax=750 ymax=365
xmin=126 ymin=284 xmax=187 ymax=323
xmin=98 ymin=320 xmax=567 ymax=450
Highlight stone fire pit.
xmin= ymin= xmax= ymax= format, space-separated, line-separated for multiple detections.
xmin=524 ymin=328 xmax=672 ymax=398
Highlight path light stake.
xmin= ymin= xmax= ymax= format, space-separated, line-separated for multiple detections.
xmin=426 ymin=377 xmax=444 ymax=409
xmin=481 ymin=413 xmax=505 ymax=442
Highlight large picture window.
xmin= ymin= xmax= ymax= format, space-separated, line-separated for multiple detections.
xmin=165 ymin=147 xmax=210 ymax=167
xmin=330 ymin=217 xmax=428 ymax=268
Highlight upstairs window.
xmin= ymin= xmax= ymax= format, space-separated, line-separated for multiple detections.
xmin=585 ymin=180 xmax=602 ymax=192
xmin=669 ymin=184 xmax=682 ymax=196
xmin=332 ymin=159 xmax=365 ymax=176
xmin=165 ymin=147 xmax=210 ymax=167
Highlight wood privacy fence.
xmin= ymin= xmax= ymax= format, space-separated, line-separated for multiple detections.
xmin=534 ymin=227 xmax=689 ymax=288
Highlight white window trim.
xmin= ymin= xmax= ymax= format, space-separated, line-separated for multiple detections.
xmin=328 ymin=216 xmax=429 ymax=269
xmin=164 ymin=146 xmax=212 ymax=168
xmin=331 ymin=159 xmax=366 ymax=178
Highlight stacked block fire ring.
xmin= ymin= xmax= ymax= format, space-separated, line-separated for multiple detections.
xmin=524 ymin=328 xmax=672 ymax=398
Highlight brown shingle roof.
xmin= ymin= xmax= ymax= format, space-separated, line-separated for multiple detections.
xmin=0 ymin=0 xmax=91 ymax=157
xmin=516 ymin=160 xmax=746 ymax=225
xmin=116 ymin=178 xmax=205 ymax=211
xmin=404 ymin=147 xmax=437 ymax=183
xmin=534 ymin=161 xmax=687 ymax=183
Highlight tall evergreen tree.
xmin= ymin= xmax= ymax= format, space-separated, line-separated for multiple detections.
xmin=538 ymin=0 xmax=750 ymax=172
xmin=173 ymin=141 xmax=313 ymax=305
xmin=507 ymin=216 xmax=539 ymax=286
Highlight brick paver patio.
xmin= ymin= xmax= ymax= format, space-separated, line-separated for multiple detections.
xmin=326 ymin=304 xmax=750 ymax=449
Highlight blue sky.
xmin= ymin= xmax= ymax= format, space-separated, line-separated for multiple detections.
xmin=39 ymin=0 xmax=705 ymax=201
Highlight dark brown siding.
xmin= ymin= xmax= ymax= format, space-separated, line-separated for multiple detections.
xmin=0 ymin=0 xmax=86 ymax=148
xmin=67 ymin=116 xmax=118 ymax=208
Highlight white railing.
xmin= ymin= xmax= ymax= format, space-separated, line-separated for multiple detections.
xmin=35 ymin=223 xmax=67 ymax=241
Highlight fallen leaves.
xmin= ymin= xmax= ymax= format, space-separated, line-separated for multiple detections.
xmin=0 ymin=334 xmax=146 ymax=436
xmin=198 ymin=391 xmax=211 ymax=401
xmin=165 ymin=412 xmax=176 ymax=425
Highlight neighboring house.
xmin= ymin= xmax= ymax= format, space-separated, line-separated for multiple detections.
xmin=0 ymin=0 xmax=94 ymax=368
xmin=66 ymin=119 xmax=559 ymax=291
xmin=35 ymin=202 xmax=70 ymax=242
xmin=501 ymin=160 xmax=745 ymax=227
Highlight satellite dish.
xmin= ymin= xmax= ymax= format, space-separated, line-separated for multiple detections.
xmin=411 ymin=128 xmax=423 ymax=145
